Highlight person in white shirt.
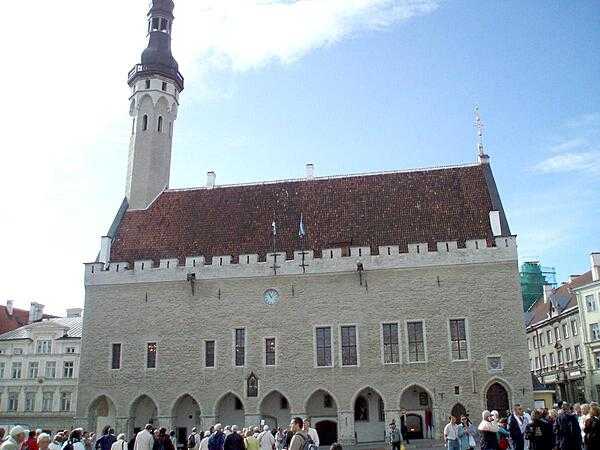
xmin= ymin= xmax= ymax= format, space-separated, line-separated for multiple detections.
xmin=257 ymin=426 xmax=274 ymax=450
xmin=302 ymin=420 xmax=319 ymax=447
xmin=110 ymin=435 xmax=127 ymax=450
xmin=133 ymin=426 xmax=154 ymax=450
xmin=443 ymin=416 xmax=459 ymax=450
xmin=63 ymin=429 xmax=86 ymax=450
xmin=198 ymin=432 xmax=211 ymax=450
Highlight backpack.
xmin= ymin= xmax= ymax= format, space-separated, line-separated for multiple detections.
xmin=187 ymin=434 xmax=196 ymax=449
xmin=299 ymin=433 xmax=317 ymax=450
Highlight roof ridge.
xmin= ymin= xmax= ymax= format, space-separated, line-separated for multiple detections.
xmin=166 ymin=162 xmax=481 ymax=193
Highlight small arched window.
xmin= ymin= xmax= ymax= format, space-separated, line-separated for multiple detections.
xmin=157 ymin=116 xmax=163 ymax=133
xmin=131 ymin=118 xmax=135 ymax=135
xmin=142 ymin=115 xmax=148 ymax=131
xmin=145 ymin=79 xmax=151 ymax=90
xmin=169 ymin=121 xmax=173 ymax=137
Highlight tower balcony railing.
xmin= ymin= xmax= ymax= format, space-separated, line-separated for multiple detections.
xmin=128 ymin=63 xmax=184 ymax=90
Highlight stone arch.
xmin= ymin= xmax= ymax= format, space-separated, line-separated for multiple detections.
xmin=353 ymin=387 xmax=386 ymax=444
xmin=484 ymin=378 xmax=512 ymax=417
xmin=214 ymin=392 xmax=245 ymax=427
xmin=156 ymin=96 xmax=170 ymax=113
xmin=130 ymin=395 xmax=159 ymax=434
xmin=88 ymin=395 xmax=117 ymax=435
xmin=305 ymin=389 xmax=338 ymax=446
xmin=259 ymin=390 xmax=291 ymax=430
xmin=171 ymin=394 xmax=202 ymax=446
xmin=399 ymin=385 xmax=434 ymax=440
xmin=138 ymin=94 xmax=154 ymax=111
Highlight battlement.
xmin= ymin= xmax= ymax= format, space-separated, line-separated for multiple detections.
xmin=85 ymin=236 xmax=518 ymax=286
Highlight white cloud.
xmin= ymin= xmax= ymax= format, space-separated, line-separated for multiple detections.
xmin=0 ymin=0 xmax=438 ymax=314
xmin=533 ymin=151 xmax=600 ymax=174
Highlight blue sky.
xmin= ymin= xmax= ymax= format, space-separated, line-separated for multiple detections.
xmin=1 ymin=0 xmax=599 ymax=314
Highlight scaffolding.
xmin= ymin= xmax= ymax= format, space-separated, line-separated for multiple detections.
xmin=520 ymin=261 xmax=557 ymax=311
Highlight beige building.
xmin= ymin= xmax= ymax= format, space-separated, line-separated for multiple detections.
xmin=0 ymin=306 xmax=83 ymax=432
xmin=75 ymin=0 xmax=532 ymax=446
xmin=575 ymin=253 xmax=600 ymax=401
xmin=525 ymin=274 xmax=590 ymax=406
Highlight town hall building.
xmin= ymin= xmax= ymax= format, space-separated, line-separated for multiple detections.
xmin=76 ymin=0 xmax=532 ymax=445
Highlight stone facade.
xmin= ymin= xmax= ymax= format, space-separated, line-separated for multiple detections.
xmin=77 ymin=246 xmax=532 ymax=444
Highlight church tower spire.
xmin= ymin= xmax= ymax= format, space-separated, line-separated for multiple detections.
xmin=125 ymin=0 xmax=184 ymax=210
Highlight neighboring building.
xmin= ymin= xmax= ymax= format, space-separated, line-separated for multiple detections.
xmin=525 ymin=272 xmax=591 ymax=406
xmin=0 ymin=308 xmax=83 ymax=431
xmin=0 ymin=301 xmax=56 ymax=335
xmin=519 ymin=261 xmax=557 ymax=312
xmin=75 ymin=0 xmax=532 ymax=446
xmin=575 ymin=253 xmax=600 ymax=401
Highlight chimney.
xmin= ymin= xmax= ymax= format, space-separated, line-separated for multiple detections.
xmin=592 ymin=253 xmax=600 ymax=282
xmin=543 ymin=285 xmax=553 ymax=304
xmin=6 ymin=300 xmax=14 ymax=315
xmin=207 ymin=171 xmax=216 ymax=188
xmin=66 ymin=308 xmax=83 ymax=318
xmin=29 ymin=302 xmax=44 ymax=323
xmin=568 ymin=274 xmax=581 ymax=283
xmin=99 ymin=236 xmax=112 ymax=265
xmin=305 ymin=163 xmax=314 ymax=179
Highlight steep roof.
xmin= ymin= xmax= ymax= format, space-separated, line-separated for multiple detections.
xmin=0 ymin=317 xmax=83 ymax=341
xmin=110 ymin=163 xmax=511 ymax=265
xmin=525 ymin=271 xmax=593 ymax=327
xmin=0 ymin=306 xmax=56 ymax=335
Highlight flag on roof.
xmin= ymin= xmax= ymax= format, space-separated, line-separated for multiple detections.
xmin=299 ymin=213 xmax=306 ymax=238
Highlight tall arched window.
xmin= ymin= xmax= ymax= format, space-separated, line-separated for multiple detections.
xmin=169 ymin=122 xmax=172 ymax=137
xmin=142 ymin=115 xmax=148 ymax=131
xmin=157 ymin=116 xmax=163 ymax=132
xmin=131 ymin=118 xmax=135 ymax=135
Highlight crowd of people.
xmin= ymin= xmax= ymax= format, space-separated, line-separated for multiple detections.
xmin=442 ymin=402 xmax=600 ymax=450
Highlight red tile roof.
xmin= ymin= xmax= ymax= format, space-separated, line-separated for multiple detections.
xmin=110 ymin=163 xmax=510 ymax=265
xmin=525 ymin=271 xmax=593 ymax=327
xmin=0 ymin=306 xmax=56 ymax=336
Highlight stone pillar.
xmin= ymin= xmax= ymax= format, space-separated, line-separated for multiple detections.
xmin=337 ymin=410 xmax=355 ymax=446
xmin=245 ymin=414 xmax=261 ymax=429
xmin=201 ymin=415 xmax=216 ymax=432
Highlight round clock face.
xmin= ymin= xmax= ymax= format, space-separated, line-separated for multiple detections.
xmin=263 ymin=288 xmax=280 ymax=305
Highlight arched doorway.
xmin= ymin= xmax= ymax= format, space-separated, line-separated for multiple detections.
xmin=260 ymin=391 xmax=291 ymax=429
xmin=486 ymin=382 xmax=510 ymax=417
xmin=215 ymin=393 xmax=245 ymax=428
xmin=450 ymin=403 xmax=467 ymax=419
xmin=353 ymin=387 xmax=385 ymax=443
xmin=130 ymin=395 xmax=158 ymax=435
xmin=399 ymin=385 xmax=433 ymax=440
xmin=88 ymin=395 xmax=116 ymax=435
xmin=305 ymin=390 xmax=338 ymax=446
xmin=172 ymin=395 xmax=201 ymax=449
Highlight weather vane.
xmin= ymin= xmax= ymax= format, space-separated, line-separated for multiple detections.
xmin=474 ymin=105 xmax=485 ymax=157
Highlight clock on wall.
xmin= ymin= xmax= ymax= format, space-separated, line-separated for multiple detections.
xmin=263 ymin=288 xmax=280 ymax=305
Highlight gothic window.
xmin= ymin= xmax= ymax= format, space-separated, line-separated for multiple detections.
xmin=247 ymin=372 xmax=258 ymax=398
xmin=142 ymin=115 xmax=148 ymax=131
xmin=205 ymin=341 xmax=215 ymax=368
xmin=111 ymin=343 xmax=121 ymax=369
xmin=449 ymin=319 xmax=468 ymax=360
xmin=341 ymin=325 xmax=358 ymax=366
xmin=316 ymin=327 xmax=332 ymax=367
xmin=354 ymin=396 xmax=369 ymax=421
xmin=146 ymin=342 xmax=157 ymax=368
xmin=382 ymin=323 xmax=399 ymax=363
xmin=158 ymin=116 xmax=163 ymax=132
xmin=235 ymin=328 xmax=245 ymax=366
xmin=131 ymin=118 xmax=135 ymax=135
xmin=265 ymin=338 xmax=275 ymax=366
xmin=407 ymin=321 xmax=425 ymax=362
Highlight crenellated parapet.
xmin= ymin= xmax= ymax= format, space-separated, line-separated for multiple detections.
xmin=85 ymin=236 xmax=518 ymax=286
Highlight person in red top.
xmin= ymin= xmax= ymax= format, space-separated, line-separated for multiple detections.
xmin=24 ymin=431 xmax=39 ymax=450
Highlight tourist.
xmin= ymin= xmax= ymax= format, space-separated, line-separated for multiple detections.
xmin=301 ymin=420 xmax=318 ymax=448
xmin=82 ymin=432 xmax=93 ymax=450
xmin=187 ymin=428 xmax=201 ymax=450
xmin=168 ymin=432 xmax=176 ymax=450
xmin=457 ymin=416 xmax=477 ymax=450
xmin=96 ymin=428 xmax=116 ymax=450
xmin=287 ymin=418 xmax=308 ymax=450
xmin=524 ymin=409 xmax=552 ymax=450
xmin=444 ymin=416 xmax=460 ymax=450
xmin=153 ymin=429 xmax=175 ymax=450
xmin=256 ymin=426 xmax=274 ymax=450
xmin=553 ymin=403 xmax=582 ymax=450
xmin=37 ymin=434 xmax=50 ymax=450
xmin=508 ymin=404 xmax=527 ymax=450
xmin=24 ymin=430 xmax=39 ymax=450
xmin=49 ymin=434 xmax=64 ymax=450
xmin=64 ymin=429 xmax=86 ymax=450
xmin=134 ymin=426 xmax=155 ymax=450
xmin=0 ymin=428 xmax=6 ymax=442
xmin=110 ymin=434 xmax=127 ymax=450
xmin=1 ymin=426 xmax=26 ymax=450
xmin=281 ymin=430 xmax=292 ymax=450
xmin=579 ymin=404 xmax=590 ymax=443
xmin=583 ymin=404 xmax=600 ymax=450
xmin=274 ymin=429 xmax=284 ymax=450
xmin=478 ymin=411 xmax=499 ymax=450
xmin=207 ymin=425 xmax=225 ymax=450
xmin=386 ymin=422 xmax=402 ymax=450
xmin=198 ymin=432 xmax=211 ymax=450
xmin=223 ymin=426 xmax=243 ymax=450
xmin=242 ymin=430 xmax=258 ymax=450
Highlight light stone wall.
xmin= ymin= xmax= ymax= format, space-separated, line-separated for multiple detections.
xmin=76 ymin=259 xmax=531 ymax=443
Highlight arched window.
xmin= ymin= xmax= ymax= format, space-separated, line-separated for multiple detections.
xmin=145 ymin=79 xmax=151 ymax=90
xmin=157 ymin=116 xmax=163 ymax=133
xmin=142 ymin=115 xmax=148 ymax=131
xmin=131 ymin=118 xmax=135 ymax=135
xmin=169 ymin=122 xmax=172 ymax=137
xmin=354 ymin=396 xmax=369 ymax=422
